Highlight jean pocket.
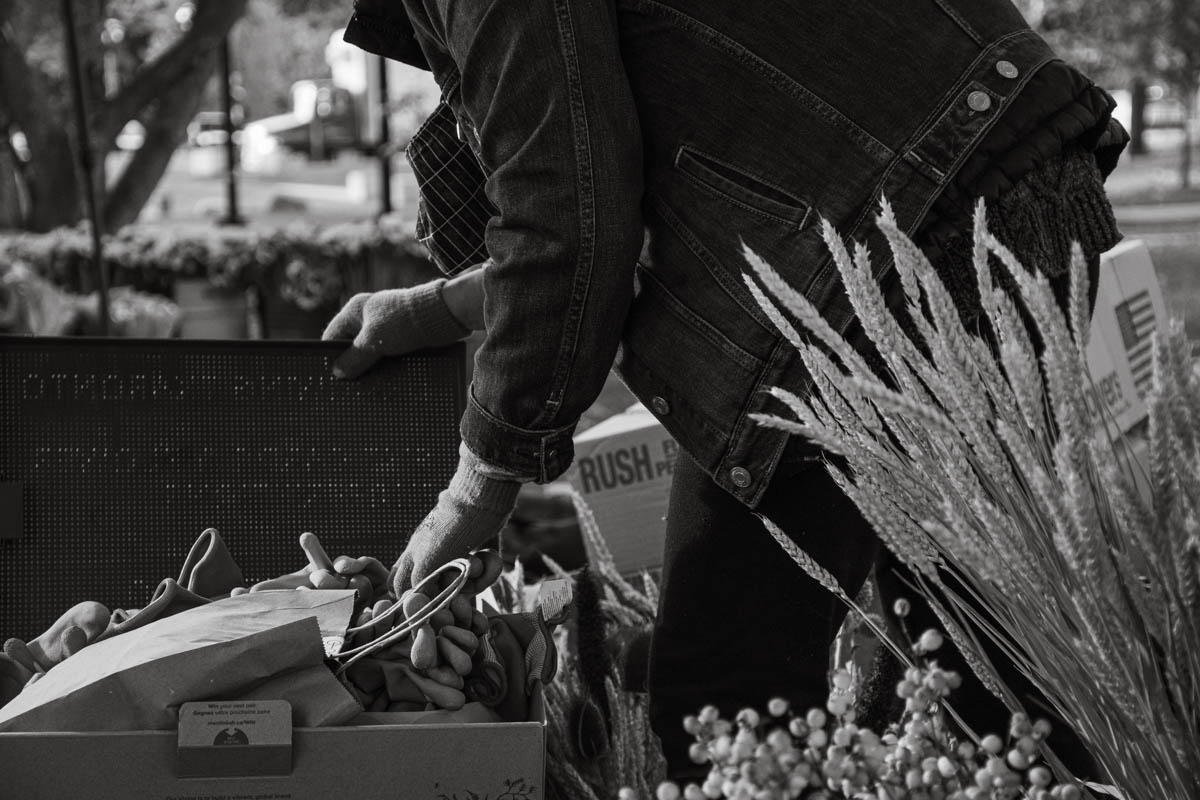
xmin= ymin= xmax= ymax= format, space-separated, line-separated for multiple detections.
xmin=406 ymin=101 xmax=497 ymax=276
xmin=674 ymin=145 xmax=811 ymax=229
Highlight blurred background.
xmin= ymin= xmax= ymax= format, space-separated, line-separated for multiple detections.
xmin=0 ymin=0 xmax=1195 ymax=580
xmin=0 ymin=0 xmax=1196 ymax=401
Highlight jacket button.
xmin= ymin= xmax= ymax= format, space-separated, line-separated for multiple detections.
xmin=967 ymin=91 xmax=992 ymax=112
xmin=730 ymin=466 xmax=752 ymax=488
xmin=650 ymin=396 xmax=671 ymax=416
xmin=996 ymin=60 xmax=1019 ymax=79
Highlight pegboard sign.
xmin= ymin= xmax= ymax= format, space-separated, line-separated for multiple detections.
xmin=0 ymin=337 xmax=465 ymax=641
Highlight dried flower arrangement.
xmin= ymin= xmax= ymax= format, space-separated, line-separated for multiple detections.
xmin=537 ymin=201 xmax=1197 ymax=799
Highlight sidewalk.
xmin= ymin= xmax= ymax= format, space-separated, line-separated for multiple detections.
xmin=1113 ymin=200 xmax=1200 ymax=227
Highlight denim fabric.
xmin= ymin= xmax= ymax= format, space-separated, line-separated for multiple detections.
xmin=345 ymin=1 xmax=1111 ymax=501
xmin=650 ymin=449 xmax=879 ymax=778
xmin=352 ymin=0 xmax=645 ymax=483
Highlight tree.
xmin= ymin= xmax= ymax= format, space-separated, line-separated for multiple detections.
xmin=1025 ymin=0 xmax=1200 ymax=186
xmin=231 ymin=0 xmax=336 ymax=120
xmin=0 ymin=0 xmax=247 ymax=232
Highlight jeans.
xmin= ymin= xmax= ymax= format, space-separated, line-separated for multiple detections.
xmin=649 ymin=453 xmax=1101 ymax=783
xmin=648 ymin=450 xmax=878 ymax=777
xmin=647 ymin=149 xmax=1117 ymax=782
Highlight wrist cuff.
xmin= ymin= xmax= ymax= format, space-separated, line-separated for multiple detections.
xmin=449 ymin=442 xmax=524 ymax=513
xmin=411 ymin=278 xmax=472 ymax=345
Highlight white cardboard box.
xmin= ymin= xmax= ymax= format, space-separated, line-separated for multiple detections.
xmin=563 ymin=241 xmax=1166 ymax=576
xmin=0 ymin=687 xmax=546 ymax=800
xmin=1084 ymin=238 xmax=1168 ymax=440
xmin=566 ymin=403 xmax=679 ymax=576
xmin=1083 ymin=238 xmax=1165 ymax=503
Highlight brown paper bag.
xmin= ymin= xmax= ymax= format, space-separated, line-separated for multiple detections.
xmin=0 ymin=590 xmax=355 ymax=732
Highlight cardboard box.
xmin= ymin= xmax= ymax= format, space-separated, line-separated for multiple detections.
xmin=561 ymin=242 xmax=1167 ymax=576
xmin=0 ymin=583 xmax=570 ymax=800
xmin=1083 ymin=238 xmax=1167 ymax=439
xmin=0 ymin=686 xmax=546 ymax=800
xmin=566 ymin=403 xmax=679 ymax=575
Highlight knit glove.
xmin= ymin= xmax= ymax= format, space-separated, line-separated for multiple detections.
xmin=322 ymin=278 xmax=471 ymax=379
xmin=3 ymin=601 xmax=111 ymax=675
xmin=392 ymin=443 xmax=524 ymax=596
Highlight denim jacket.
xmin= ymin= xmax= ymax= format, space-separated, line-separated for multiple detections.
xmin=346 ymin=0 xmax=1116 ymax=507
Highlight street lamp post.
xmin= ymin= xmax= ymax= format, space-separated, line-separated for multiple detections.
xmin=218 ymin=36 xmax=244 ymax=227
xmin=377 ymin=55 xmax=392 ymax=217
xmin=61 ymin=0 xmax=110 ymax=334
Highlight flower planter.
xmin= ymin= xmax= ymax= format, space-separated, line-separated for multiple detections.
xmin=260 ymin=297 xmax=338 ymax=340
xmin=172 ymin=278 xmax=249 ymax=339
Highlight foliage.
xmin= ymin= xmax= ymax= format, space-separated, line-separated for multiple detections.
xmin=231 ymin=0 xmax=341 ymax=119
xmin=739 ymin=200 xmax=1200 ymax=798
xmin=0 ymin=216 xmax=431 ymax=311
xmin=0 ymin=0 xmax=249 ymax=231
xmin=646 ymin=653 xmax=1087 ymax=800
xmin=492 ymin=492 xmax=667 ymax=800
xmin=0 ymin=261 xmax=180 ymax=337
xmin=1021 ymin=0 xmax=1200 ymax=93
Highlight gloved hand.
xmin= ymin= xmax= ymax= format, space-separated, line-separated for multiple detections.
xmin=322 ymin=278 xmax=471 ymax=379
xmin=3 ymin=601 xmax=111 ymax=674
xmin=392 ymin=443 xmax=524 ymax=596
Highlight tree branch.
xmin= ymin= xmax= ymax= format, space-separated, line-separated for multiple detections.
xmin=0 ymin=15 xmax=51 ymax=133
xmin=103 ymin=46 xmax=221 ymax=231
xmin=92 ymin=0 xmax=247 ymax=146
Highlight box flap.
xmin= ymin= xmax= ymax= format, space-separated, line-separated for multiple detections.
xmin=0 ymin=482 xmax=21 ymax=540
xmin=176 ymin=700 xmax=292 ymax=778
xmin=574 ymin=402 xmax=658 ymax=442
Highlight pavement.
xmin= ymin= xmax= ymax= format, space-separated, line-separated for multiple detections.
xmin=1114 ymin=200 xmax=1200 ymax=227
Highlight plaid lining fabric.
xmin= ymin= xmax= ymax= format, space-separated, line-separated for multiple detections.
xmin=406 ymin=101 xmax=497 ymax=276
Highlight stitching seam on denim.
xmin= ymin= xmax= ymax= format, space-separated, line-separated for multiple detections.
xmin=802 ymin=32 xmax=1050 ymax=325
xmin=721 ymin=336 xmax=793 ymax=505
xmin=536 ymin=0 xmax=597 ymax=425
xmin=674 ymin=145 xmax=811 ymax=228
xmin=468 ymin=387 xmax=577 ymax=438
xmin=674 ymin=164 xmax=809 ymax=228
xmin=616 ymin=346 xmax=729 ymax=445
xmin=634 ymin=261 xmax=764 ymax=373
xmin=628 ymin=0 xmax=892 ymax=162
xmin=647 ymin=193 xmax=781 ymax=337
xmin=931 ymin=0 xmax=984 ymax=47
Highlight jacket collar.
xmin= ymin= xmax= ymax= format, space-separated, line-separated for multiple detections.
xmin=343 ymin=0 xmax=430 ymax=71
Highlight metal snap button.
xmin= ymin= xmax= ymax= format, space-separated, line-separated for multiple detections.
xmin=967 ymin=90 xmax=992 ymax=112
xmin=650 ymin=396 xmax=671 ymax=416
xmin=730 ymin=466 xmax=752 ymax=488
xmin=996 ymin=60 xmax=1019 ymax=79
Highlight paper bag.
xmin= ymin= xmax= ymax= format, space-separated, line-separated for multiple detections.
xmin=0 ymin=590 xmax=355 ymax=732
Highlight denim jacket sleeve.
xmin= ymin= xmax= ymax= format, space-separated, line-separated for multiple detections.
xmin=421 ymin=0 xmax=645 ymax=483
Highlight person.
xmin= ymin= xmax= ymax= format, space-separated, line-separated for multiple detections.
xmin=326 ymin=0 xmax=1127 ymax=781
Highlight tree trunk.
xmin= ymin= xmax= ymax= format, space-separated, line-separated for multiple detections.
xmin=23 ymin=122 xmax=84 ymax=232
xmin=1181 ymin=90 xmax=1195 ymax=190
xmin=66 ymin=0 xmax=108 ymax=211
xmin=104 ymin=50 xmax=221 ymax=231
xmin=1129 ymin=77 xmax=1148 ymax=156
xmin=0 ymin=3 xmax=80 ymax=231
xmin=0 ymin=0 xmax=247 ymax=233
xmin=0 ymin=148 xmax=27 ymax=230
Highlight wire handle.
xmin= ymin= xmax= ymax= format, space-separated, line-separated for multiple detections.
xmin=332 ymin=558 xmax=471 ymax=672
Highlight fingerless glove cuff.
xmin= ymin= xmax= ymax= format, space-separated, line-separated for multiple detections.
xmin=410 ymin=278 xmax=472 ymax=346
xmin=448 ymin=442 xmax=524 ymax=514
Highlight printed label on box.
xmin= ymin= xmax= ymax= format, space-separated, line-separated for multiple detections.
xmin=1085 ymin=239 xmax=1167 ymax=439
xmin=177 ymin=700 xmax=292 ymax=778
xmin=574 ymin=437 xmax=678 ymax=492
xmin=568 ymin=404 xmax=679 ymax=575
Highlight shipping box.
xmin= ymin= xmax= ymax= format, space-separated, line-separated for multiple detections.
xmin=1082 ymin=238 xmax=1166 ymax=503
xmin=1083 ymin=238 xmax=1168 ymax=441
xmin=0 ymin=678 xmax=546 ymax=800
xmin=566 ymin=403 xmax=679 ymax=576
xmin=565 ymin=241 xmax=1167 ymax=576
